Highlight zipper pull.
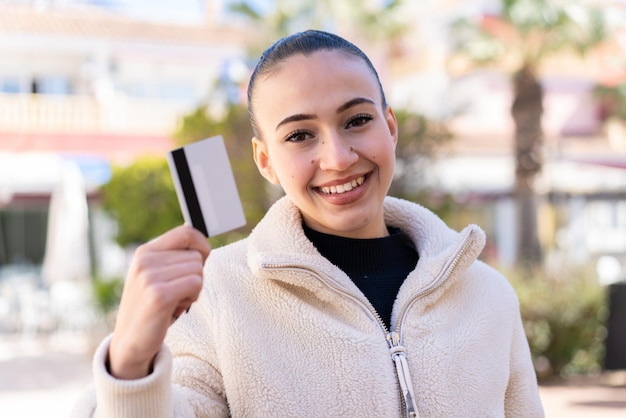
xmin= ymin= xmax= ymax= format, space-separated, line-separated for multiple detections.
xmin=387 ymin=332 xmax=420 ymax=418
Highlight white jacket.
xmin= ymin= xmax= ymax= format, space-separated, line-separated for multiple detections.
xmin=72 ymin=196 xmax=544 ymax=417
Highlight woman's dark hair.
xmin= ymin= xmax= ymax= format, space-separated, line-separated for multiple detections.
xmin=247 ymin=30 xmax=387 ymax=138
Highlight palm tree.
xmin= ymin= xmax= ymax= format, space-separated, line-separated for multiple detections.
xmin=450 ymin=0 xmax=607 ymax=269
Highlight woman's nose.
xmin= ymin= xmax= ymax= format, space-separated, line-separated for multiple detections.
xmin=318 ymin=132 xmax=358 ymax=171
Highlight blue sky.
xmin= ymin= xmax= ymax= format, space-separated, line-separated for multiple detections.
xmin=68 ymin=0 xmax=272 ymax=23
xmin=73 ymin=0 xmax=207 ymax=23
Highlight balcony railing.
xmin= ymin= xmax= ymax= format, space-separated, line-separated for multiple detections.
xmin=0 ymin=93 xmax=191 ymax=135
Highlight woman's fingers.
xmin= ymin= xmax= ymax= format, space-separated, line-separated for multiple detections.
xmin=108 ymin=225 xmax=212 ymax=380
xmin=146 ymin=225 xmax=211 ymax=260
xmin=131 ymin=250 xmax=204 ymax=281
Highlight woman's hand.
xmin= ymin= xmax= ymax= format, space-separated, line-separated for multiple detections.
xmin=108 ymin=225 xmax=211 ymax=380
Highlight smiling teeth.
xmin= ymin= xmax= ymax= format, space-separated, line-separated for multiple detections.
xmin=320 ymin=176 xmax=365 ymax=194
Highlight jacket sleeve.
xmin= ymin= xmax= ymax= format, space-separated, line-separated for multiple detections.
xmin=71 ymin=264 xmax=230 ymax=417
xmin=70 ymin=327 xmax=228 ymax=417
xmin=164 ymin=285 xmax=230 ymax=418
xmin=504 ymin=307 xmax=545 ymax=417
xmin=69 ymin=334 xmax=192 ymax=418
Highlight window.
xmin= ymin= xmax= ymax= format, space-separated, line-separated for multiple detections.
xmin=585 ymin=200 xmax=626 ymax=253
xmin=34 ymin=76 xmax=72 ymax=95
xmin=0 ymin=207 xmax=48 ymax=266
xmin=122 ymin=81 xmax=194 ymax=103
xmin=0 ymin=77 xmax=24 ymax=93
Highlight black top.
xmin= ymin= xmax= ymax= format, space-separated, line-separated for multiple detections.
xmin=303 ymin=223 xmax=419 ymax=329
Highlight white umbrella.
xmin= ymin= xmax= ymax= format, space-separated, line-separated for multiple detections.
xmin=41 ymin=160 xmax=91 ymax=285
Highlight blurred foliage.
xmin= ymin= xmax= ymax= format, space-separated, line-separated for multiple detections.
xmin=449 ymin=0 xmax=608 ymax=69
xmin=92 ymin=276 xmax=124 ymax=326
xmin=594 ymin=82 xmax=626 ymax=122
xmin=389 ymin=109 xmax=453 ymax=200
xmin=100 ymin=157 xmax=182 ymax=246
xmin=230 ymin=0 xmax=407 ymax=50
xmin=505 ymin=265 xmax=608 ymax=381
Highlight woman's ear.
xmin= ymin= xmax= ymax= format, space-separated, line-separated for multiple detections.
xmin=252 ymin=137 xmax=280 ymax=185
xmin=385 ymin=106 xmax=399 ymax=149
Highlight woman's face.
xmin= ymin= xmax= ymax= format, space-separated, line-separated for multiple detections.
xmin=251 ymin=50 xmax=398 ymax=239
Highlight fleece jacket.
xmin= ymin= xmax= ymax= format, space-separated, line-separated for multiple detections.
xmin=71 ymin=196 xmax=544 ymax=417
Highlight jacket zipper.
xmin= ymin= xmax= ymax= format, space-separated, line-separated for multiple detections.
xmin=260 ymin=227 xmax=476 ymax=418
xmin=387 ymin=330 xmax=418 ymax=418
xmin=388 ymin=228 xmax=477 ymax=417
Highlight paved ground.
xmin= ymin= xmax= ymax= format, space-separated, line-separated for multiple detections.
xmin=0 ymin=333 xmax=96 ymax=418
xmin=540 ymin=374 xmax=626 ymax=417
xmin=1 ymin=333 xmax=625 ymax=418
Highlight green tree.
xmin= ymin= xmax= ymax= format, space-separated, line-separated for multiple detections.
xmin=100 ymin=157 xmax=181 ymax=247
xmin=595 ymin=82 xmax=626 ymax=122
xmin=389 ymin=109 xmax=453 ymax=200
xmin=450 ymin=0 xmax=607 ymax=269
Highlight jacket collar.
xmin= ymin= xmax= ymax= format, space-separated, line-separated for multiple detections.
xmin=246 ymin=196 xmax=351 ymax=291
xmin=247 ymin=196 xmax=486 ymax=302
xmin=381 ymin=197 xmax=486 ymax=304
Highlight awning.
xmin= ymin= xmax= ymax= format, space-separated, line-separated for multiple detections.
xmin=0 ymin=152 xmax=110 ymax=203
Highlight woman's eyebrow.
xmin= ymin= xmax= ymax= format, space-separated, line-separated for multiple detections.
xmin=336 ymin=97 xmax=375 ymax=114
xmin=275 ymin=113 xmax=316 ymax=131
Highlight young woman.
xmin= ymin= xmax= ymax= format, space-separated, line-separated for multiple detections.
xmin=73 ymin=30 xmax=544 ymax=417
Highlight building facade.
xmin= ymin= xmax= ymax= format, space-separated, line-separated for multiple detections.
xmin=0 ymin=0 xmax=256 ymax=274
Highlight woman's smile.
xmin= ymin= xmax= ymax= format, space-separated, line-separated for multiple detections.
xmin=316 ymin=174 xmax=366 ymax=195
xmin=312 ymin=173 xmax=371 ymax=206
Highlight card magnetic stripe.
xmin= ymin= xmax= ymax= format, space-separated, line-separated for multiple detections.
xmin=171 ymin=148 xmax=209 ymax=237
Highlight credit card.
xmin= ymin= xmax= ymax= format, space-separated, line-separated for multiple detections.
xmin=167 ymin=136 xmax=246 ymax=237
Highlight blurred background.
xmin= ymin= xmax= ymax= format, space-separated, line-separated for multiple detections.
xmin=0 ymin=0 xmax=625 ymax=416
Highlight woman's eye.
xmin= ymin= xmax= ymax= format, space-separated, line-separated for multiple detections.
xmin=285 ymin=129 xmax=311 ymax=143
xmin=346 ymin=113 xmax=373 ymax=129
